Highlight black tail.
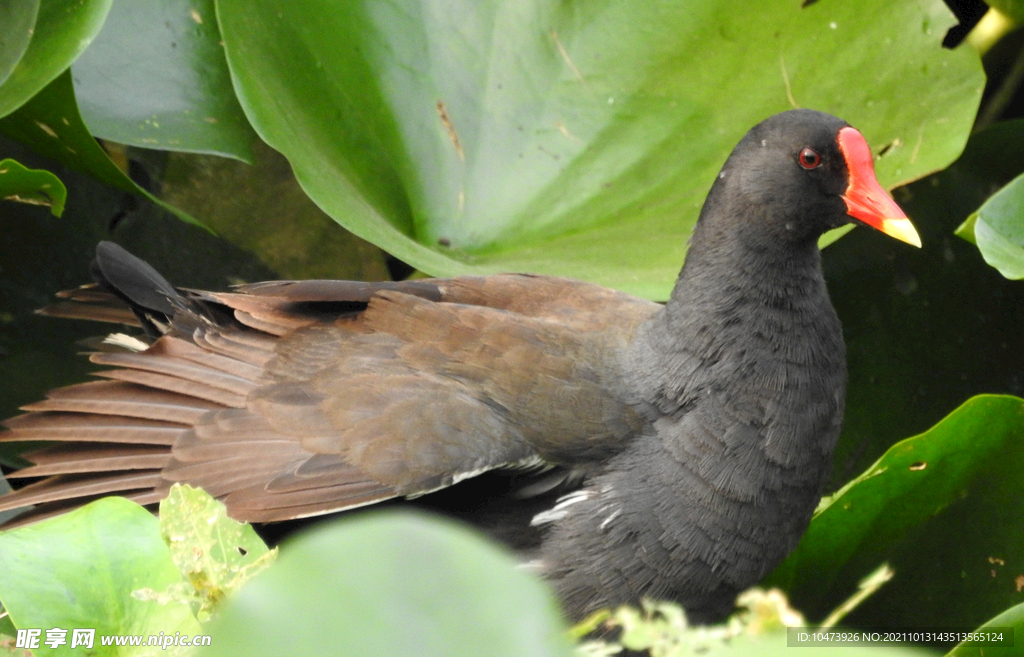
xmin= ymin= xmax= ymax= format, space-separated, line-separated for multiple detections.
xmin=90 ymin=242 xmax=183 ymax=337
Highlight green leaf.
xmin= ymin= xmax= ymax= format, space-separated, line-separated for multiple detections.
xmin=205 ymin=510 xmax=572 ymax=657
xmin=954 ymin=213 xmax=978 ymax=245
xmin=825 ymin=115 xmax=1024 ymax=499
xmin=955 ymin=174 xmax=1024 ymax=279
xmin=217 ymin=0 xmax=982 ymax=299
xmin=946 ymin=602 xmax=1024 ymax=657
xmin=946 ymin=119 xmax=1024 ymax=279
xmin=70 ymin=0 xmax=256 ymax=161
xmin=0 ymin=497 xmax=202 ymax=657
xmin=0 ymin=1 xmax=38 ymax=87
xmin=154 ymin=484 xmax=275 ymax=620
xmin=0 ymin=0 xmax=111 ymax=119
xmin=0 ymin=158 xmax=65 ymax=216
xmin=768 ymin=395 xmax=1024 ymax=629
xmin=0 ymin=69 xmax=205 ymax=228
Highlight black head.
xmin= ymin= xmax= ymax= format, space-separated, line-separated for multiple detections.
xmin=698 ymin=109 xmax=919 ymax=249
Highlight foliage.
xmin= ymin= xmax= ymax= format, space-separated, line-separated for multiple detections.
xmin=956 ymin=175 xmax=1024 ymax=278
xmin=768 ymin=396 xmax=1024 ymax=629
xmin=1 ymin=0 xmax=983 ymax=296
xmin=0 ymin=486 xmax=272 ymax=656
xmin=0 ymin=158 xmax=65 ymax=216
xmin=2 ymin=0 xmax=1024 ymax=656
xmin=203 ymin=510 xmax=573 ymax=657
xmin=573 ymin=581 xmax=948 ymax=657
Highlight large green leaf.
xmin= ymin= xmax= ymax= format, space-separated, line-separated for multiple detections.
xmin=768 ymin=395 xmax=1024 ymax=632
xmin=205 ymin=510 xmax=572 ymax=657
xmin=0 ymin=70 xmax=203 ymax=227
xmin=70 ymin=0 xmax=256 ymax=161
xmin=217 ymin=0 xmax=982 ymax=299
xmin=0 ymin=497 xmax=202 ymax=657
xmin=0 ymin=0 xmax=111 ymax=119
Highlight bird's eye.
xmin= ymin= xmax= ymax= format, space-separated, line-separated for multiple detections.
xmin=798 ymin=148 xmax=821 ymax=169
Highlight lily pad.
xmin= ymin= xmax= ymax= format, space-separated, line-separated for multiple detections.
xmin=217 ymin=0 xmax=982 ymax=298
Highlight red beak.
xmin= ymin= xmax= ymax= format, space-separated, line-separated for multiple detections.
xmin=837 ymin=127 xmax=921 ymax=248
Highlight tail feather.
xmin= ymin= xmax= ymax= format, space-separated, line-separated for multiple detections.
xmin=12 ymin=443 xmax=170 ymax=477
xmin=91 ymin=347 xmax=260 ymax=395
xmin=0 ymin=489 xmax=167 ymax=529
xmin=38 ymin=287 xmax=141 ymax=326
xmin=2 ymin=412 xmax=185 ymax=445
xmin=0 ymin=471 xmax=167 ymax=509
xmin=91 ymin=241 xmax=180 ymax=319
xmin=19 ymin=381 xmax=222 ymax=423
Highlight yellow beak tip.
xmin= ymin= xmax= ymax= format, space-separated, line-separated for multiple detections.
xmin=882 ymin=218 xmax=922 ymax=248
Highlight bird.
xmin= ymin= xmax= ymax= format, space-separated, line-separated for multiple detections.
xmin=0 ymin=109 xmax=920 ymax=623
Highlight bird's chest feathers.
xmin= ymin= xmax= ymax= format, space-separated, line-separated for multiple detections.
xmin=630 ymin=263 xmax=846 ymax=486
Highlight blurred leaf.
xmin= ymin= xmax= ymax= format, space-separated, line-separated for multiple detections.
xmin=205 ymin=510 xmax=573 ymax=657
xmin=71 ymin=0 xmax=256 ymax=161
xmin=0 ymin=1 xmax=38 ymax=87
xmin=955 ymin=174 xmax=1024 ymax=279
xmin=0 ymin=497 xmax=202 ymax=656
xmin=0 ymin=0 xmax=111 ymax=119
xmin=0 ymin=158 xmax=65 ymax=215
xmin=768 ymin=395 xmax=1024 ymax=631
xmin=947 ymin=602 xmax=1024 ymax=657
xmin=217 ymin=0 xmax=982 ymax=299
xmin=0 ymin=69 xmax=205 ymax=228
xmin=153 ymin=484 xmax=275 ymax=621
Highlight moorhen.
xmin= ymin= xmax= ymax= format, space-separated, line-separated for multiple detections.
xmin=0 ymin=109 xmax=920 ymax=622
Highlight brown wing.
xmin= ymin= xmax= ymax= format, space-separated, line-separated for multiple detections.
xmin=1 ymin=272 xmax=658 ymax=525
